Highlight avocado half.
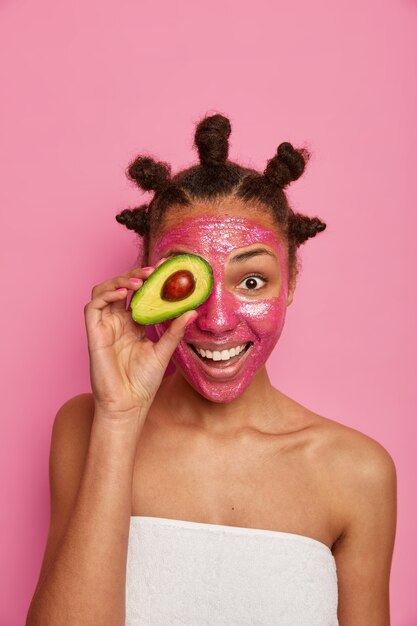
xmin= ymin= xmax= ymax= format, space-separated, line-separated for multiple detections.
xmin=130 ymin=254 xmax=214 ymax=325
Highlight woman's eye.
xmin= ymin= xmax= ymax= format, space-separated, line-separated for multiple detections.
xmin=237 ymin=275 xmax=267 ymax=291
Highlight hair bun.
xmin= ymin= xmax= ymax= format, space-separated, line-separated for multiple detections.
xmin=194 ymin=113 xmax=231 ymax=167
xmin=288 ymin=212 xmax=326 ymax=246
xmin=127 ymin=156 xmax=171 ymax=192
xmin=264 ymin=142 xmax=310 ymax=189
xmin=115 ymin=205 xmax=149 ymax=237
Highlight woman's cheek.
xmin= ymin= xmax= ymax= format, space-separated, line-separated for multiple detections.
xmin=239 ymin=297 xmax=287 ymax=339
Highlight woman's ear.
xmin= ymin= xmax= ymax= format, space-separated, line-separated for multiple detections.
xmin=287 ymin=274 xmax=296 ymax=306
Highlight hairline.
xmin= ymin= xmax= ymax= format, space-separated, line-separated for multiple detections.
xmin=150 ymin=197 xmax=289 ymax=251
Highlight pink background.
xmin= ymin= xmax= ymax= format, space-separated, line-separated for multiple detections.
xmin=1 ymin=0 xmax=416 ymax=624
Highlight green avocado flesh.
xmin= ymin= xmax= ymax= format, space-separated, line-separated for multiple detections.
xmin=130 ymin=254 xmax=214 ymax=325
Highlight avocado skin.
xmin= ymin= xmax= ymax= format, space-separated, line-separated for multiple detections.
xmin=130 ymin=254 xmax=214 ymax=325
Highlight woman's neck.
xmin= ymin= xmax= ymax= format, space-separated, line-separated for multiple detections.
xmin=155 ymin=366 xmax=286 ymax=437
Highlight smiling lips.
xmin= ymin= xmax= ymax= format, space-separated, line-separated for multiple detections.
xmin=187 ymin=341 xmax=252 ymax=362
xmin=186 ymin=341 xmax=254 ymax=375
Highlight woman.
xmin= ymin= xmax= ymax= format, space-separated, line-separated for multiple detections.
xmin=27 ymin=114 xmax=397 ymax=625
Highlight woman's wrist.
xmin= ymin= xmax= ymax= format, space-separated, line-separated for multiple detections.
xmin=93 ymin=404 xmax=148 ymax=436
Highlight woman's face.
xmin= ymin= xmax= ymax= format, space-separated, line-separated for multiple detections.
xmin=148 ymin=202 xmax=293 ymax=403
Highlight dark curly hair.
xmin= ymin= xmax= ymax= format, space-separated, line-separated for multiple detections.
xmin=115 ymin=113 xmax=326 ymax=285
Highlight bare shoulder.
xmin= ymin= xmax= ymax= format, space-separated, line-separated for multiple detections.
xmin=306 ymin=412 xmax=397 ymax=518
xmin=280 ymin=393 xmax=396 ymax=482
xmin=30 ymin=394 xmax=96 ymax=597
xmin=49 ymin=393 xmax=96 ymax=515
xmin=49 ymin=393 xmax=94 ymax=504
xmin=306 ymin=412 xmax=397 ymax=624
xmin=49 ymin=392 xmax=96 ymax=501
xmin=52 ymin=392 xmax=95 ymax=438
xmin=312 ymin=414 xmax=397 ymax=491
xmin=308 ymin=415 xmax=397 ymax=623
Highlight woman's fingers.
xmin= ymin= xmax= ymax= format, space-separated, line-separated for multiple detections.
xmin=90 ymin=258 xmax=167 ymax=300
xmin=84 ymin=286 xmax=134 ymax=335
xmin=152 ymin=310 xmax=198 ymax=370
xmin=109 ymin=277 xmax=144 ymax=315
xmin=91 ymin=270 xmax=148 ymax=300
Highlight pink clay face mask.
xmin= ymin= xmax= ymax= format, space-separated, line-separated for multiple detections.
xmin=149 ymin=215 xmax=290 ymax=403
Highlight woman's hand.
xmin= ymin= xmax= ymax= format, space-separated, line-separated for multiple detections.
xmin=84 ymin=259 xmax=198 ymax=418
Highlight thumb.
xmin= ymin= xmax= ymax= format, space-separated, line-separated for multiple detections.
xmin=153 ymin=310 xmax=198 ymax=368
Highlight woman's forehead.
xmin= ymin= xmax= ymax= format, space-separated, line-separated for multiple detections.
xmin=151 ymin=214 xmax=286 ymax=260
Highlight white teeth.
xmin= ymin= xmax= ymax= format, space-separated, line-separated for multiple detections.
xmin=193 ymin=343 xmax=249 ymax=361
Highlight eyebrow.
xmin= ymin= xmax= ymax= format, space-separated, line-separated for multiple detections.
xmin=229 ymin=248 xmax=276 ymax=264
xmin=166 ymin=248 xmax=277 ymax=263
xmin=165 ymin=247 xmax=276 ymax=263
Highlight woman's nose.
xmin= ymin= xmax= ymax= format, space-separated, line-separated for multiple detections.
xmin=196 ymin=282 xmax=239 ymax=333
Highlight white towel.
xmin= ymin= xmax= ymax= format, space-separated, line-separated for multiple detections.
xmin=126 ymin=516 xmax=338 ymax=626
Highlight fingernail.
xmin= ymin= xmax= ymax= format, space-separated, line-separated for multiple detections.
xmin=142 ymin=266 xmax=153 ymax=271
xmin=130 ymin=277 xmax=141 ymax=283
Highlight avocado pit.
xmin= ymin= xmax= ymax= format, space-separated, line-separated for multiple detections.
xmin=161 ymin=270 xmax=196 ymax=302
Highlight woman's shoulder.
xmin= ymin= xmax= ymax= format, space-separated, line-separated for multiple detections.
xmin=312 ymin=412 xmax=396 ymax=475
xmin=274 ymin=391 xmax=394 ymax=466
xmin=54 ymin=392 xmax=95 ymax=424
xmin=304 ymin=410 xmax=397 ymax=518
xmin=277 ymin=391 xmax=396 ymax=492
xmin=303 ymin=409 xmax=397 ymax=548
xmin=315 ymin=413 xmax=397 ymax=607
xmin=47 ymin=393 xmax=96 ymax=503
xmin=51 ymin=392 xmax=95 ymax=450
xmin=32 ymin=393 xmax=96 ymax=593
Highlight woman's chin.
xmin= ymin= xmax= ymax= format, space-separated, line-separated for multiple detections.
xmin=177 ymin=370 xmax=253 ymax=404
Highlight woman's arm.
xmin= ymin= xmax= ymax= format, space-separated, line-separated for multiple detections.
xmin=25 ymin=260 xmax=195 ymax=625
xmin=26 ymin=395 xmax=145 ymax=626
xmin=333 ymin=438 xmax=397 ymax=626
xmin=24 ymin=255 xmax=197 ymax=625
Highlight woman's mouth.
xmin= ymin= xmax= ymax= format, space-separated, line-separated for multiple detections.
xmin=188 ymin=341 xmax=252 ymax=363
xmin=185 ymin=341 xmax=254 ymax=378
